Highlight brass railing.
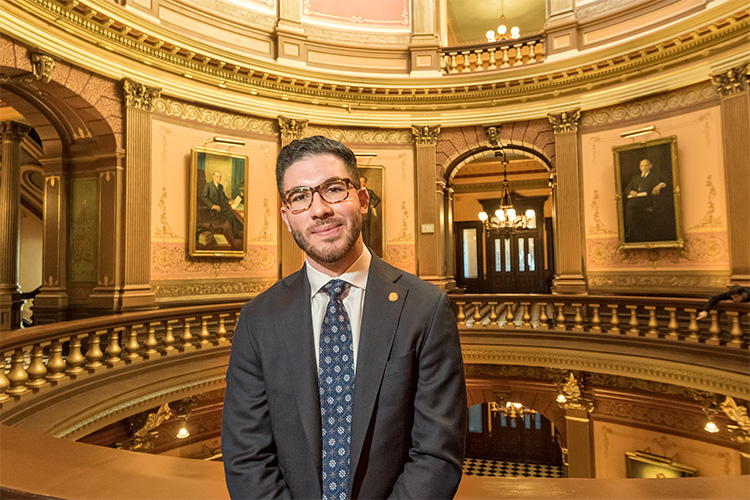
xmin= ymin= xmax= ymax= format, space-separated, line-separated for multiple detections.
xmin=440 ymin=34 xmax=545 ymax=74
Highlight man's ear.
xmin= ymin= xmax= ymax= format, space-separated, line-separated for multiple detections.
xmin=280 ymin=206 xmax=292 ymax=232
xmin=357 ymin=187 xmax=370 ymax=215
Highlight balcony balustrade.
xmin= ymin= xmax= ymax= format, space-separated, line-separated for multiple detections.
xmin=440 ymin=34 xmax=545 ymax=74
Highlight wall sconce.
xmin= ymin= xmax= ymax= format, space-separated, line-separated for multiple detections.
xmin=620 ymin=126 xmax=655 ymax=138
xmin=212 ymin=137 xmax=246 ymax=146
xmin=703 ymin=419 xmax=720 ymax=434
xmin=176 ymin=417 xmax=190 ymax=439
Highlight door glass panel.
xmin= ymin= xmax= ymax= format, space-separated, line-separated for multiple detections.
xmin=518 ymin=238 xmax=525 ymax=272
xmin=462 ymin=228 xmax=478 ymax=278
xmin=504 ymin=238 xmax=511 ymax=272
xmin=494 ymin=238 xmax=502 ymax=272
xmin=528 ymin=237 xmax=535 ymax=272
xmin=468 ymin=404 xmax=482 ymax=433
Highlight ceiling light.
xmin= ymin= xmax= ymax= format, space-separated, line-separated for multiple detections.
xmin=486 ymin=0 xmax=520 ymax=42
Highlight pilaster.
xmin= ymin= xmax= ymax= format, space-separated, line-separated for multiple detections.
xmin=277 ymin=116 xmax=308 ymax=277
xmin=548 ymin=110 xmax=587 ymax=295
xmin=0 ymin=121 xmax=31 ymax=330
xmin=409 ymin=0 xmax=441 ymax=75
xmin=712 ymin=64 xmax=750 ymax=285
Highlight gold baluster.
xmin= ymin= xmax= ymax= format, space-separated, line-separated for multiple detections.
xmin=521 ymin=302 xmax=531 ymax=328
xmin=514 ymin=44 xmax=523 ymax=65
xmin=572 ymin=304 xmax=583 ymax=332
xmin=645 ymin=306 xmax=659 ymax=338
xmin=706 ymin=310 xmax=721 ymax=346
xmin=67 ymin=335 xmax=86 ymax=376
xmin=163 ymin=319 xmax=177 ymax=353
xmin=504 ymin=302 xmax=516 ymax=329
xmin=85 ymin=330 xmax=104 ymax=371
xmin=105 ymin=328 xmax=123 ymax=366
xmin=216 ymin=314 xmax=229 ymax=344
xmin=626 ymin=305 xmax=639 ymax=336
xmin=461 ymin=51 xmax=470 ymax=73
xmin=7 ymin=348 xmax=28 ymax=396
xmin=46 ymin=339 xmax=67 ymax=382
xmin=488 ymin=48 xmax=497 ymax=70
xmin=198 ymin=316 xmax=211 ymax=345
xmin=26 ymin=343 xmax=47 ymax=389
xmin=685 ymin=308 xmax=699 ymax=342
xmin=590 ymin=304 xmax=601 ymax=333
xmin=456 ymin=302 xmax=466 ymax=326
xmin=538 ymin=302 xmax=549 ymax=330
xmin=664 ymin=307 xmax=679 ymax=340
xmin=526 ymin=41 xmax=537 ymax=63
xmin=554 ymin=303 xmax=566 ymax=331
xmin=143 ymin=322 xmax=160 ymax=359
xmin=474 ymin=49 xmax=484 ymax=71
xmin=501 ymin=46 xmax=510 ymax=67
xmin=124 ymin=324 xmax=142 ymax=361
xmin=0 ymin=354 xmax=9 ymax=401
xmin=726 ymin=311 xmax=743 ymax=348
xmin=449 ymin=53 xmax=458 ymax=74
xmin=608 ymin=305 xmax=620 ymax=334
xmin=472 ymin=302 xmax=483 ymax=326
xmin=180 ymin=317 xmax=196 ymax=351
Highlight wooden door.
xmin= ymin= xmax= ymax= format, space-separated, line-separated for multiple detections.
xmin=454 ymin=221 xmax=485 ymax=293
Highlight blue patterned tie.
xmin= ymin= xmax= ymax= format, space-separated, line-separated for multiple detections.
xmin=319 ymin=279 xmax=354 ymax=500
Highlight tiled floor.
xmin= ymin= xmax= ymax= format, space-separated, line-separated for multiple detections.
xmin=463 ymin=457 xmax=564 ymax=478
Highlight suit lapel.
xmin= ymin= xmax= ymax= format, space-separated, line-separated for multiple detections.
xmin=349 ymin=256 xmax=407 ymax=477
xmin=276 ymin=266 xmax=322 ymax=472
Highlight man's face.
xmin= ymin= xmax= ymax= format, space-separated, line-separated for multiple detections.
xmin=360 ymin=176 xmax=367 ymax=188
xmin=639 ymin=160 xmax=652 ymax=175
xmin=280 ymin=154 xmax=368 ymax=271
xmin=213 ymin=171 xmax=222 ymax=183
xmin=730 ymin=292 xmax=746 ymax=303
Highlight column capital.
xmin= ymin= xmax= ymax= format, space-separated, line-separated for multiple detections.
xmin=711 ymin=63 xmax=749 ymax=97
xmin=121 ymin=78 xmax=161 ymax=111
xmin=31 ymin=53 xmax=56 ymax=83
xmin=484 ymin=125 xmax=501 ymax=148
xmin=278 ymin=116 xmax=308 ymax=141
xmin=411 ymin=124 xmax=441 ymax=145
xmin=0 ymin=121 xmax=32 ymax=141
xmin=548 ymin=109 xmax=581 ymax=134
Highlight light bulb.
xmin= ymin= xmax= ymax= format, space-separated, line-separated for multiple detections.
xmin=486 ymin=30 xmax=495 ymax=42
xmin=495 ymin=209 xmax=505 ymax=221
xmin=525 ymin=209 xmax=535 ymax=219
xmin=704 ymin=420 xmax=719 ymax=433
xmin=176 ymin=425 xmax=190 ymax=439
xmin=556 ymin=394 xmax=567 ymax=403
xmin=507 ymin=208 xmax=517 ymax=220
xmin=511 ymin=26 xmax=520 ymax=38
xmin=478 ymin=211 xmax=488 ymax=222
xmin=498 ymin=24 xmax=507 ymax=35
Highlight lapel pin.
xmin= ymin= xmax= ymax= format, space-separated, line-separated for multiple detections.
xmin=388 ymin=292 xmax=399 ymax=302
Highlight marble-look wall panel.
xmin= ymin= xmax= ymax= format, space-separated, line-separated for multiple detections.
xmin=68 ymin=177 xmax=98 ymax=283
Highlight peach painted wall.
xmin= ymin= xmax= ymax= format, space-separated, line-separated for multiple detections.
xmin=581 ymin=105 xmax=729 ymax=278
xmin=593 ymin=421 xmax=741 ymax=478
xmin=150 ymin=117 xmax=278 ymax=297
xmin=303 ymin=0 xmax=411 ymax=31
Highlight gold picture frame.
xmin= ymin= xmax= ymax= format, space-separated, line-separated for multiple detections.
xmin=358 ymin=165 xmax=385 ymax=258
xmin=625 ymin=451 xmax=697 ymax=478
xmin=188 ymin=147 xmax=248 ymax=258
xmin=613 ymin=136 xmax=684 ymax=249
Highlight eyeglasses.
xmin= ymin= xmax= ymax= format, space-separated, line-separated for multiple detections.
xmin=282 ymin=177 xmax=356 ymax=214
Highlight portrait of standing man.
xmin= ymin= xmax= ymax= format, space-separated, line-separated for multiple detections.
xmin=222 ymin=136 xmax=467 ymax=499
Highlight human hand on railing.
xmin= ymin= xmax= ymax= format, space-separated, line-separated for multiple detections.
xmin=696 ymin=310 xmax=708 ymax=320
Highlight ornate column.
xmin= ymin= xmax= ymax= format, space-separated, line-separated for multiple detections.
xmin=444 ymin=185 xmax=456 ymax=282
xmin=548 ymin=110 xmax=587 ymax=295
xmin=545 ymin=0 xmax=579 ymax=57
xmin=90 ymin=79 xmax=159 ymax=312
xmin=0 ymin=121 xmax=31 ymax=330
xmin=275 ymin=0 xmax=307 ymax=65
xmin=410 ymin=0 xmax=441 ymax=75
xmin=277 ymin=116 xmax=308 ymax=277
xmin=557 ymin=372 xmax=595 ymax=478
xmin=412 ymin=125 xmax=451 ymax=289
xmin=712 ymin=64 xmax=750 ymax=285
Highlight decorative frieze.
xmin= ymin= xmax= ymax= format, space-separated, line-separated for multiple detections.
xmin=122 ymin=78 xmax=161 ymax=111
xmin=153 ymin=98 xmax=275 ymax=134
xmin=548 ymin=109 xmax=581 ymax=134
xmin=711 ymin=63 xmax=749 ymax=97
xmin=411 ymin=125 xmax=441 ymax=145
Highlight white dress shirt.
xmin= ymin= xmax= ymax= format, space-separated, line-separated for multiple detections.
xmin=306 ymin=248 xmax=372 ymax=372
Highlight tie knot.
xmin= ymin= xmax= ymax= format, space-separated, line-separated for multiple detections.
xmin=322 ymin=279 xmax=349 ymax=301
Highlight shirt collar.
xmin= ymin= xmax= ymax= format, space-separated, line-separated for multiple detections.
xmin=306 ymin=247 xmax=372 ymax=297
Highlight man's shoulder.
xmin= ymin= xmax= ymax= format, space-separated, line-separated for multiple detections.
xmin=241 ymin=268 xmax=306 ymax=313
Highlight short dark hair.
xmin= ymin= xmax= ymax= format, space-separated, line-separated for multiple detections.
xmin=276 ymin=135 xmax=360 ymax=195
xmin=728 ymin=285 xmax=746 ymax=296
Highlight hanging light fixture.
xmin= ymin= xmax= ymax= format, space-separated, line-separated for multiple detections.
xmin=486 ymin=0 xmax=521 ymax=42
xmin=489 ymin=399 xmax=536 ymax=419
xmin=478 ymin=149 xmax=535 ymax=231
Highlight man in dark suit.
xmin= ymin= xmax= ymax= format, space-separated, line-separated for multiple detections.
xmin=200 ymin=170 xmax=243 ymax=239
xmin=623 ymin=159 xmax=674 ymax=242
xmin=222 ymin=136 xmax=466 ymax=499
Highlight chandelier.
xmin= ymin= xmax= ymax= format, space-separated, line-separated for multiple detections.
xmin=486 ymin=0 xmax=520 ymax=42
xmin=489 ymin=400 xmax=536 ymax=419
xmin=478 ymin=149 xmax=535 ymax=231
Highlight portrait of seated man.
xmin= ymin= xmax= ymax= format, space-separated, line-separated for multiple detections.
xmin=198 ymin=169 xmax=244 ymax=249
xmin=623 ymin=159 xmax=677 ymax=243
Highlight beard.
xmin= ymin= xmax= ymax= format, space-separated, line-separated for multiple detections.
xmin=290 ymin=213 xmax=362 ymax=265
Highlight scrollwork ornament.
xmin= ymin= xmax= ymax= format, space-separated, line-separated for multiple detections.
xmin=547 ymin=109 xmax=581 ymax=134
xmin=278 ymin=116 xmax=308 ymax=140
xmin=122 ymin=78 xmax=161 ymax=111
xmin=411 ymin=125 xmax=441 ymax=145
xmin=711 ymin=64 xmax=749 ymax=97
xmin=30 ymin=53 xmax=55 ymax=83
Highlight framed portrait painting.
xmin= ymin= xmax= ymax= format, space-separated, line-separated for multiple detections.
xmin=358 ymin=165 xmax=385 ymax=258
xmin=625 ymin=451 xmax=697 ymax=478
xmin=613 ymin=136 xmax=684 ymax=249
xmin=189 ymin=147 xmax=248 ymax=257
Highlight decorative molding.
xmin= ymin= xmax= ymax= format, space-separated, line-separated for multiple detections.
xmin=0 ymin=121 xmax=32 ymax=140
xmin=303 ymin=25 xmax=411 ymax=46
xmin=586 ymin=271 xmax=730 ymax=291
xmin=153 ymin=98 xmax=276 ymax=134
xmin=151 ymin=243 xmax=277 ymax=277
xmin=151 ymin=279 xmax=274 ymax=298
xmin=122 ymin=78 xmax=161 ymax=111
xmin=30 ymin=52 xmax=55 ymax=83
xmin=278 ymin=116 xmax=308 ymax=140
xmin=305 ymin=126 xmax=412 ymax=145
xmin=484 ymin=125 xmax=500 ymax=148
xmin=580 ymin=82 xmax=719 ymax=128
xmin=547 ymin=109 xmax=581 ymax=134
xmin=711 ymin=63 xmax=749 ymax=97
xmin=411 ymin=125 xmax=441 ymax=145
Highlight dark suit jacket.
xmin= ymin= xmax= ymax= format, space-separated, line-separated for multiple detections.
xmin=222 ymin=255 xmax=467 ymax=499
